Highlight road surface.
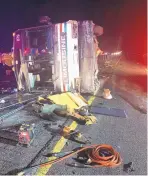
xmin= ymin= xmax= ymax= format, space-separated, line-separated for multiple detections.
xmin=0 ymin=90 xmax=147 ymax=175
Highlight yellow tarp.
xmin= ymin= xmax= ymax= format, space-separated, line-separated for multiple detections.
xmin=47 ymin=93 xmax=78 ymax=113
xmin=38 ymin=92 xmax=97 ymax=125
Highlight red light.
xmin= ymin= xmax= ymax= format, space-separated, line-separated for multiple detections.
xmin=21 ymin=132 xmax=27 ymax=136
xmin=24 ymin=50 xmax=27 ymax=55
xmin=24 ymin=48 xmax=30 ymax=56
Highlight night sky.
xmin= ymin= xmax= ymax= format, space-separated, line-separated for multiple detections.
xmin=0 ymin=0 xmax=147 ymax=64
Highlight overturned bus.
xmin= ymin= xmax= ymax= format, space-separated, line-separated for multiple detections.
xmin=12 ymin=20 xmax=103 ymax=93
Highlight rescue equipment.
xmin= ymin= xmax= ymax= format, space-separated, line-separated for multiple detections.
xmin=18 ymin=123 xmax=35 ymax=146
xmin=17 ymin=143 xmax=121 ymax=176
xmin=40 ymin=144 xmax=121 ymax=168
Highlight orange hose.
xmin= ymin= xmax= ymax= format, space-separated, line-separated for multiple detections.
xmin=40 ymin=144 xmax=121 ymax=168
xmin=87 ymin=144 xmax=121 ymax=167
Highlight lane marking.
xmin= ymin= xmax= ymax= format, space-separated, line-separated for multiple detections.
xmin=88 ymin=96 xmax=95 ymax=105
xmin=36 ymin=95 xmax=95 ymax=176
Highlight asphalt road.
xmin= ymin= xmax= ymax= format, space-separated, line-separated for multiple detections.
xmin=0 ymin=91 xmax=147 ymax=175
xmin=45 ymin=94 xmax=147 ymax=175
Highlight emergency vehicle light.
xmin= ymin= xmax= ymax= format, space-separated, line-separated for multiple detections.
xmin=111 ymin=51 xmax=122 ymax=55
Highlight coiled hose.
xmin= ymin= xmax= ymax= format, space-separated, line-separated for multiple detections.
xmin=17 ymin=144 xmax=121 ymax=175
xmin=40 ymin=144 xmax=121 ymax=168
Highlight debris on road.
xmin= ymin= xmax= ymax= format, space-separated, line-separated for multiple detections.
xmin=75 ymin=106 xmax=91 ymax=116
xmin=123 ymin=162 xmax=135 ymax=173
xmin=0 ymin=99 xmax=5 ymax=103
xmin=59 ymin=125 xmax=91 ymax=144
xmin=0 ymin=87 xmax=17 ymax=94
xmin=0 ymin=105 xmax=25 ymax=124
xmin=48 ymin=122 xmax=58 ymax=126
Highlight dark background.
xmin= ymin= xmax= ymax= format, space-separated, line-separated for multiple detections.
xmin=0 ymin=0 xmax=147 ymax=65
